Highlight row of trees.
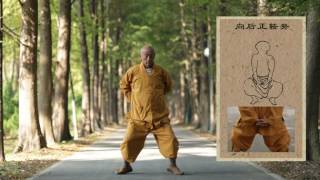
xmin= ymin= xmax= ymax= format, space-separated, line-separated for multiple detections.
xmin=0 ymin=0 xmax=319 ymax=162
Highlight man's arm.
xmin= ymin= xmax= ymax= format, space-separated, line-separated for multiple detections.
xmin=267 ymin=56 xmax=275 ymax=83
xmin=163 ymin=69 xmax=172 ymax=94
xmin=119 ymin=69 xmax=132 ymax=102
xmin=251 ymin=55 xmax=259 ymax=83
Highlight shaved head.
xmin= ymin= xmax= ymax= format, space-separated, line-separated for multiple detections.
xmin=140 ymin=45 xmax=155 ymax=68
xmin=140 ymin=45 xmax=155 ymax=55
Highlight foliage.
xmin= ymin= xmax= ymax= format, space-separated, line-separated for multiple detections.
xmin=3 ymin=82 xmax=18 ymax=137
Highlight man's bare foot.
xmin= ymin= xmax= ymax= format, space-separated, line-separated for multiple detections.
xmin=167 ymin=165 xmax=184 ymax=175
xmin=114 ymin=165 xmax=133 ymax=175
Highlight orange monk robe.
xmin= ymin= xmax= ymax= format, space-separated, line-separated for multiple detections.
xmin=231 ymin=107 xmax=290 ymax=152
xmin=119 ymin=63 xmax=179 ymax=163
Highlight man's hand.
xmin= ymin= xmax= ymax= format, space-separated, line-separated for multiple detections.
xmin=255 ymin=118 xmax=271 ymax=128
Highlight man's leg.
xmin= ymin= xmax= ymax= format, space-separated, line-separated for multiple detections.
xmin=231 ymin=126 xmax=256 ymax=152
xmin=152 ymin=122 xmax=183 ymax=175
xmin=116 ymin=121 xmax=148 ymax=174
xmin=263 ymin=129 xmax=290 ymax=152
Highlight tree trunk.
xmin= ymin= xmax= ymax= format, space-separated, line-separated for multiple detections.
xmin=306 ymin=3 xmax=320 ymax=160
xmin=107 ymin=46 xmax=113 ymax=124
xmin=207 ymin=12 xmax=215 ymax=133
xmin=99 ymin=0 xmax=109 ymax=128
xmin=112 ymin=59 xmax=119 ymax=124
xmin=109 ymin=58 xmax=118 ymax=124
xmin=0 ymin=0 xmax=5 ymax=161
xmin=78 ymin=0 xmax=92 ymax=136
xmin=257 ymin=0 xmax=268 ymax=16
xmin=38 ymin=0 xmax=55 ymax=146
xmin=179 ymin=0 xmax=191 ymax=125
xmin=178 ymin=71 xmax=186 ymax=123
xmin=15 ymin=0 xmax=46 ymax=152
xmin=199 ymin=12 xmax=210 ymax=132
xmin=52 ymin=0 xmax=72 ymax=142
xmin=190 ymin=5 xmax=201 ymax=128
xmin=118 ymin=59 xmax=124 ymax=123
xmin=109 ymin=23 xmax=121 ymax=125
xmin=91 ymin=0 xmax=101 ymax=131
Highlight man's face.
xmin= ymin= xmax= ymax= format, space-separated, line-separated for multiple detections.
xmin=141 ymin=48 xmax=155 ymax=68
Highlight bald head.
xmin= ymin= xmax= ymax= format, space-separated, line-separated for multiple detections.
xmin=140 ymin=45 xmax=155 ymax=68
xmin=140 ymin=45 xmax=155 ymax=55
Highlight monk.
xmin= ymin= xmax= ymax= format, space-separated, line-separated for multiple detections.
xmin=115 ymin=45 xmax=184 ymax=175
xmin=243 ymin=41 xmax=283 ymax=105
xmin=231 ymin=106 xmax=290 ymax=152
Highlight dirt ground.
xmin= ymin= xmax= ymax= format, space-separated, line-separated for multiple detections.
xmin=257 ymin=161 xmax=320 ymax=180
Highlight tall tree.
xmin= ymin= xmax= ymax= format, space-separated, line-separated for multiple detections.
xmin=107 ymin=44 xmax=114 ymax=124
xmin=38 ymin=0 xmax=55 ymax=145
xmin=91 ymin=0 xmax=101 ymax=130
xmin=0 ymin=0 xmax=5 ymax=161
xmin=179 ymin=0 xmax=192 ymax=125
xmin=257 ymin=0 xmax=268 ymax=16
xmin=190 ymin=4 xmax=201 ymax=128
xmin=78 ymin=0 xmax=92 ymax=136
xmin=306 ymin=2 xmax=320 ymax=160
xmin=52 ymin=0 xmax=72 ymax=142
xmin=15 ymin=0 xmax=45 ymax=152
xmin=199 ymin=4 xmax=210 ymax=132
xmin=108 ymin=44 xmax=118 ymax=124
xmin=99 ymin=0 xmax=109 ymax=127
xmin=207 ymin=10 xmax=215 ymax=133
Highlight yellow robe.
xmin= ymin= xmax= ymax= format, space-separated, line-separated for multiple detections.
xmin=120 ymin=63 xmax=172 ymax=124
xmin=119 ymin=63 xmax=178 ymax=163
xmin=231 ymin=107 xmax=290 ymax=152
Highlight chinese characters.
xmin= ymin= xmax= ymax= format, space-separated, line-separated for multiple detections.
xmin=235 ymin=23 xmax=290 ymax=30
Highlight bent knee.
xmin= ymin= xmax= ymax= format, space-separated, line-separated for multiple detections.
xmin=231 ymin=130 xmax=255 ymax=152
xmin=264 ymin=131 xmax=290 ymax=152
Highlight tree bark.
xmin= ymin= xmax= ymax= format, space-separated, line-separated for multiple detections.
xmin=0 ymin=0 xmax=5 ymax=161
xmin=179 ymin=0 xmax=191 ymax=125
xmin=112 ymin=58 xmax=119 ymax=124
xmin=91 ymin=0 xmax=101 ymax=131
xmin=78 ymin=0 xmax=92 ymax=136
xmin=257 ymin=0 xmax=268 ymax=16
xmin=15 ymin=0 xmax=46 ymax=152
xmin=178 ymin=71 xmax=186 ymax=123
xmin=306 ymin=3 xmax=320 ymax=160
xmin=99 ymin=0 xmax=109 ymax=128
xmin=38 ymin=0 xmax=56 ymax=146
xmin=118 ymin=59 xmax=124 ymax=123
xmin=190 ymin=5 xmax=201 ymax=128
xmin=199 ymin=10 xmax=210 ymax=132
xmin=107 ymin=44 xmax=113 ymax=124
xmin=207 ymin=11 xmax=215 ymax=133
xmin=52 ymin=0 xmax=72 ymax=142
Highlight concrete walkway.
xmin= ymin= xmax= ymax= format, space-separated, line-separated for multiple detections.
xmin=30 ymin=126 xmax=283 ymax=180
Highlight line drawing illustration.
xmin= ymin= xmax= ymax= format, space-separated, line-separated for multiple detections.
xmin=243 ymin=41 xmax=283 ymax=105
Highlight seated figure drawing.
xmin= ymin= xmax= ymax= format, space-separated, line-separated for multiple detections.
xmin=243 ymin=41 xmax=283 ymax=105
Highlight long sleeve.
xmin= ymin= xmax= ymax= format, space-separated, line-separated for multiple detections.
xmin=163 ymin=70 xmax=172 ymax=94
xmin=120 ymin=69 xmax=132 ymax=102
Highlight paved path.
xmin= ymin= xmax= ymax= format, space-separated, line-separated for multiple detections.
xmin=30 ymin=126 xmax=283 ymax=180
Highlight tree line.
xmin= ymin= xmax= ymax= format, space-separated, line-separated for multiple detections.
xmin=0 ymin=0 xmax=319 ymax=162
